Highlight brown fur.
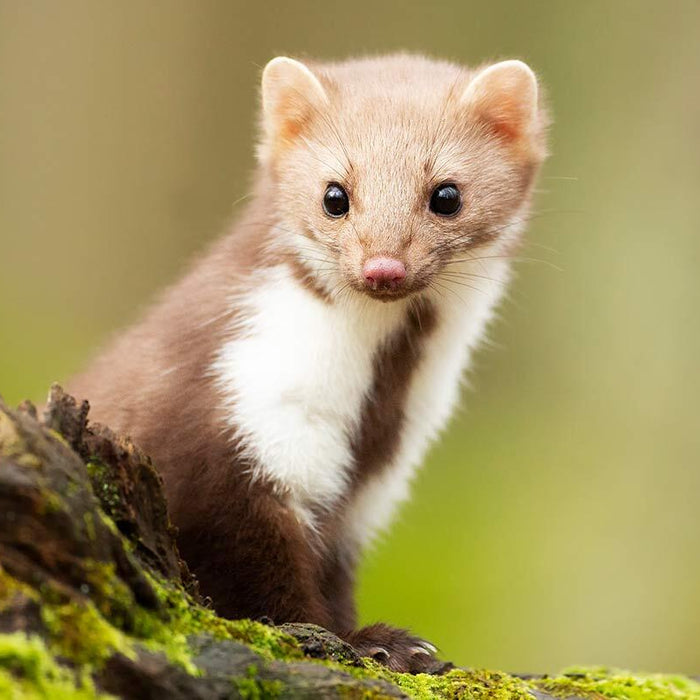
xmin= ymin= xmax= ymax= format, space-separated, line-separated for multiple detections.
xmin=350 ymin=300 xmax=438 ymax=486
xmin=69 ymin=54 xmax=548 ymax=671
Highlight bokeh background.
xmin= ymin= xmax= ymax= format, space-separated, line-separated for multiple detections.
xmin=2 ymin=0 xmax=699 ymax=674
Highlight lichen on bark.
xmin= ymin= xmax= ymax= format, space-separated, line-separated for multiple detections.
xmin=0 ymin=385 xmax=698 ymax=699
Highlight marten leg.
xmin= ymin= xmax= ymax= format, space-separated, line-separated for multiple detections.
xmin=345 ymin=625 xmax=448 ymax=674
xmin=319 ymin=544 xmax=447 ymax=674
xmin=174 ymin=477 xmax=331 ymax=627
xmin=320 ymin=543 xmax=358 ymax=633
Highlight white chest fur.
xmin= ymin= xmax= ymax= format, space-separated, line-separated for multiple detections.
xmin=213 ymin=260 xmax=509 ymax=537
xmin=213 ymin=265 xmax=407 ymax=527
xmin=344 ymin=266 xmax=507 ymax=547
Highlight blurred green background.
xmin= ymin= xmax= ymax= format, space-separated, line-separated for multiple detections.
xmin=2 ymin=0 xmax=699 ymax=674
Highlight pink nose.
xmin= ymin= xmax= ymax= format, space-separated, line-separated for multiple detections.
xmin=362 ymin=257 xmax=406 ymax=291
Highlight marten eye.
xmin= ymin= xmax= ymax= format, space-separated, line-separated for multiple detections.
xmin=429 ymin=183 xmax=462 ymax=216
xmin=323 ymin=183 xmax=349 ymax=218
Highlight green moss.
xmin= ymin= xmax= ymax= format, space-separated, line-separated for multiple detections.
xmin=396 ymin=668 xmax=533 ymax=699
xmin=95 ymin=509 xmax=120 ymax=537
xmin=0 ymin=410 xmax=26 ymax=457
xmin=25 ymin=549 xmax=298 ymax=678
xmin=537 ymin=667 xmax=700 ymax=699
xmin=33 ymin=547 xmax=700 ymax=700
xmin=5 ymin=557 xmax=700 ymax=700
xmin=138 ymin=574 xmax=301 ymax=663
xmin=41 ymin=598 xmax=133 ymax=668
xmin=314 ymin=657 xmax=700 ymax=700
xmin=80 ymin=561 xmax=136 ymax=626
xmin=16 ymin=453 xmax=42 ymax=468
xmin=38 ymin=488 xmax=65 ymax=515
xmin=6 ymin=547 xmax=700 ymax=700
xmin=47 ymin=429 xmax=72 ymax=450
xmin=86 ymin=459 xmax=122 ymax=513
xmin=5 ymin=449 xmax=699 ymax=700
xmin=233 ymin=664 xmax=283 ymax=699
xmin=83 ymin=513 xmax=96 ymax=542
xmin=35 ymin=562 xmax=188 ymax=673
xmin=223 ymin=619 xmax=302 ymax=662
xmin=0 ymin=565 xmax=35 ymax=612
xmin=0 ymin=632 xmax=112 ymax=699
xmin=338 ymin=662 xmax=535 ymax=700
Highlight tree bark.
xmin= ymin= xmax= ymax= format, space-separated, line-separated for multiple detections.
xmin=0 ymin=386 xmax=697 ymax=699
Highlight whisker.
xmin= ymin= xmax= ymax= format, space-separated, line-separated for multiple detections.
xmin=227 ymin=192 xmax=253 ymax=211
xmin=430 ymin=279 xmax=468 ymax=305
xmin=521 ymin=240 xmax=561 ymax=255
xmin=427 ymin=281 xmax=447 ymax=302
xmin=428 ymin=206 xmax=579 ymax=258
xmin=439 ymin=270 xmax=509 ymax=287
xmin=445 ymin=254 xmax=562 ymax=272
xmin=435 ymin=275 xmax=486 ymax=296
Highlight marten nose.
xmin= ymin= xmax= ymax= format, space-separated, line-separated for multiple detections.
xmin=362 ymin=257 xmax=406 ymax=291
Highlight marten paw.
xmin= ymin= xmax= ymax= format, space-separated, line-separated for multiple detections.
xmin=346 ymin=623 xmax=452 ymax=674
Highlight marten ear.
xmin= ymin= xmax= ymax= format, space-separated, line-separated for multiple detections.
xmin=461 ymin=60 xmax=539 ymax=144
xmin=260 ymin=57 xmax=328 ymax=158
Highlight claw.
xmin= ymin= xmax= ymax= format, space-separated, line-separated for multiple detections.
xmin=368 ymin=646 xmax=391 ymax=663
xmin=410 ymin=646 xmax=432 ymax=657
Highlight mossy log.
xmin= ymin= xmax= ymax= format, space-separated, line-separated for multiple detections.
xmin=0 ymin=386 xmax=698 ymax=699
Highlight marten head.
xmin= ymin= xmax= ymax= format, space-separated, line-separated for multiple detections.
xmin=258 ymin=54 xmax=548 ymax=301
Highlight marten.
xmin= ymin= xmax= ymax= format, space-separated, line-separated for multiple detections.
xmin=70 ymin=54 xmax=548 ymax=672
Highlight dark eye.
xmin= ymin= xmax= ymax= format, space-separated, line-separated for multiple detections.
xmin=323 ymin=183 xmax=349 ymax=218
xmin=429 ymin=183 xmax=462 ymax=216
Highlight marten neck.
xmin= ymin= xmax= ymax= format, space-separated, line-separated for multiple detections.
xmin=208 ymin=201 xmax=513 ymax=545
